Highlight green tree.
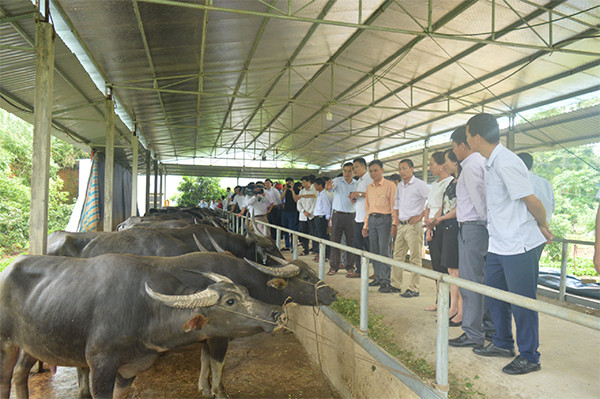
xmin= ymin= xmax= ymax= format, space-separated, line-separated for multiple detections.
xmin=172 ymin=176 xmax=225 ymax=207
xmin=0 ymin=109 xmax=82 ymax=255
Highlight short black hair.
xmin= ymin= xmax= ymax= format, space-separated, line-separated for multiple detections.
xmin=285 ymin=177 xmax=294 ymax=182
xmin=399 ymin=159 xmax=414 ymax=168
xmin=353 ymin=157 xmax=367 ymax=167
xmin=388 ymin=173 xmax=401 ymax=182
xmin=264 ymin=178 xmax=273 ymax=183
xmin=314 ymin=177 xmax=325 ymax=187
xmin=517 ymin=152 xmax=534 ymax=170
xmin=308 ymin=174 xmax=316 ymax=183
xmin=343 ymin=162 xmax=353 ymax=169
xmin=431 ymin=151 xmax=445 ymax=165
xmin=301 ymin=175 xmax=310 ymax=182
xmin=450 ymin=126 xmax=468 ymax=147
xmin=466 ymin=113 xmax=499 ymax=144
xmin=369 ymin=159 xmax=383 ymax=169
xmin=444 ymin=148 xmax=458 ymax=163
xmin=234 ymin=185 xmax=242 ymax=190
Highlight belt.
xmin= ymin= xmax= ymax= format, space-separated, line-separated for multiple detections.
xmin=397 ymin=220 xmax=410 ymax=225
xmin=458 ymin=220 xmax=486 ymax=227
xmin=370 ymin=213 xmax=391 ymax=218
xmin=314 ymin=215 xmax=326 ymax=219
xmin=334 ymin=210 xmax=355 ymax=214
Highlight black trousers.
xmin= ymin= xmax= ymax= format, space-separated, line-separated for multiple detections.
xmin=330 ymin=212 xmax=355 ymax=270
xmin=313 ymin=216 xmax=330 ymax=258
xmin=351 ymin=221 xmax=369 ymax=272
xmin=299 ymin=219 xmax=317 ymax=252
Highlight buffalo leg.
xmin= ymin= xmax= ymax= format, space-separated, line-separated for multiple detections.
xmin=198 ymin=342 xmax=212 ymax=396
xmin=0 ymin=342 xmax=19 ymax=399
xmin=12 ymin=350 xmax=37 ymax=399
xmin=207 ymin=338 xmax=230 ymax=399
xmin=113 ymin=374 xmax=135 ymax=399
xmin=76 ymin=367 xmax=92 ymax=399
xmin=88 ymin=356 xmax=118 ymax=399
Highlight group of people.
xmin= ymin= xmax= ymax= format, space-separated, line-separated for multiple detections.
xmin=223 ymin=112 xmax=557 ymax=375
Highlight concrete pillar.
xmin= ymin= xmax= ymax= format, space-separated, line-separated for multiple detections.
xmin=29 ymin=21 xmax=54 ymax=255
xmin=130 ymin=132 xmax=138 ymax=217
xmin=145 ymin=151 xmax=151 ymax=215
xmin=153 ymin=159 xmax=158 ymax=209
xmin=103 ymin=96 xmax=115 ymax=231
xmin=507 ymin=115 xmax=515 ymax=150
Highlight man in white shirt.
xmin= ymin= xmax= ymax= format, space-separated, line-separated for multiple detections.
xmin=239 ymin=184 xmax=272 ymax=236
xmin=392 ymin=159 xmax=429 ymax=297
xmin=230 ymin=186 xmax=246 ymax=213
xmin=347 ymin=157 xmax=373 ymax=278
xmin=312 ymin=177 xmax=332 ymax=260
xmin=198 ymin=199 xmax=208 ymax=208
xmin=325 ymin=163 xmax=358 ymax=275
xmin=448 ymin=126 xmax=491 ymax=349
xmin=517 ymin=152 xmax=555 ymax=223
xmin=297 ymin=176 xmax=317 ymax=256
xmin=467 ymin=113 xmax=552 ymax=375
xmin=264 ymin=179 xmax=282 ymax=241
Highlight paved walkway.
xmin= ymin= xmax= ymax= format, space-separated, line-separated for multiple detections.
xmin=290 ymin=252 xmax=600 ymax=399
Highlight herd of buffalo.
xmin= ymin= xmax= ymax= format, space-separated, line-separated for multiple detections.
xmin=0 ymin=207 xmax=337 ymax=398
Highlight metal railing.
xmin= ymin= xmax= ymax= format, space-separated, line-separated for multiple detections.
xmin=222 ymin=211 xmax=599 ymax=398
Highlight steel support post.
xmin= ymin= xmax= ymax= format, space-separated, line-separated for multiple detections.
xmin=130 ymin=133 xmax=138 ymax=217
xmin=276 ymin=229 xmax=281 ymax=250
xmin=422 ymin=141 xmax=429 ymax=182
xmin=159 ymin=168 xmax=163 ymax=207
xmin=360 ymin=256 xmax=370 ymax=331
xmin=292 ymin=234 xmax=298 ymax=260
xmin=559 ymin=241 xmax=568 ymax=301
xmin=29 ymin=21 xmax=54 ymax=255
xmin=435 ymin=282 xmax=450 ymax=397
xmin=145 ymin=151 xmax=151 ymax=214
xmin=318 ymin=242 xmax=326 ymax=280
xmin=153 ymin=159 xmax=158 ymax=209
xmin=103 ymin=96 xmax=115 ymax=231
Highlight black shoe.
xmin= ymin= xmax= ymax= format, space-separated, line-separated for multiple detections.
xmin=369 ymin=280 xmax=381 ymax=287
xmin=448 ymin=333 xmax=483 ymax=348
xmin=378 ymin=284 xmax=401 ymax=294
xmin=400 ymin=289 xmax=419 ymax=298
xmin=502 ymin=356 xmax=541 ymax=375
xmin=473 ymin=343 xmax=515 ymax=358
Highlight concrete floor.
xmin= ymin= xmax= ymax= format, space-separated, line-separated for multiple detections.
xmin=292 ymin=252 xmax=600 ymax=399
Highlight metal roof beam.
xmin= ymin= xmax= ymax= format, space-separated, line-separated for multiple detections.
xmin=280 ymin=0 xmax=572 ymax=159
xmin=193 ymin=1 xmax=209 ymax=160
xmin=138 ymin=0 xmax=600 ymax=57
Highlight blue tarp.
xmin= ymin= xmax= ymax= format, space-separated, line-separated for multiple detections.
xmin=538 ymin=267 xmax=600 ymax=300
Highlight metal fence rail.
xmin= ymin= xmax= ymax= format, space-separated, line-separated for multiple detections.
xmin=222 ymin=211 xmax=599 ymax=397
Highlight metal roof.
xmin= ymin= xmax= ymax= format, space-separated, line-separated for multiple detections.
xmin=1 ymin=0 xmax=599 ymax=176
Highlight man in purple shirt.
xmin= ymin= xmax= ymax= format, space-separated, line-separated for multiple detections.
xmin=448 ymin=126 xmax=491 ymax=349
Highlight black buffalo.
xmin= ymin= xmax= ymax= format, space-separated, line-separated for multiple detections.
xmin=0 ymin=254 xmax=282 ymax=399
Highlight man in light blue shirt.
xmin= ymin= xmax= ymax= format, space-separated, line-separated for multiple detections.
xmin=466 ymin=113 xmax=552 ymax=376
xmin=313 ymin=177 xmax=332 ymax=261
xmin=325 ymin=163 xmax=358 ymax=275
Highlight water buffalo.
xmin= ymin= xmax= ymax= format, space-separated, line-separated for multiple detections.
xmin=0 ymin=254 xmax=282 ymax=399
xmin=46 ymin=231 xmax=107 ymax=257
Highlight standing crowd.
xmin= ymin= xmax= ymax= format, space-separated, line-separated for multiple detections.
xmin=223 ymin=112 xmax=556 ymax=376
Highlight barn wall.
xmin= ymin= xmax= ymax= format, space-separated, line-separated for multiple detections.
xmin=287 ymin=305 xmax=442 ymax=399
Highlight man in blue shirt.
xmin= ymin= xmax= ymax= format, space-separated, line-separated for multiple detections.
xmin=466 ymin=113 xmax=553 ymax=375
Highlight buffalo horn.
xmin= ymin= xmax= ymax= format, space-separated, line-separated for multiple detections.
xmin=145 ymin=282 xmax=219 ymax=308
xmin=205 ymin=228 xmax=226 ymax=253
xmin=198 ymin=271 xmax=234 ymax=284
xmin=193 ymin=234 xmax=209 ymax=252
xmin=267 ymin=254 xmax=288 ymax=265
xmin=243 ymin=257 xmax=300 ymax=278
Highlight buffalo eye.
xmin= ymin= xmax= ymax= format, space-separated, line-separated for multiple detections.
xmin=226 ymin=298 xmax=236 ymax=306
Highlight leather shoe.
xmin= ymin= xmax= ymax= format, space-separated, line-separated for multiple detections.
xmin=378 ymin=284 xmax=401 ymax=294
xmin=400 ymin=289 xmax=419 ymax=298
xmin=473 ymin=343 xmax=515 ymax=358
xmin=448 ymin=333 xmax=483 ymax=348
xmin=502 ymin=355 xmax=541 ymax=375
xmin=346 ymin=272 xmax=361 ymax=278
xmin=368 ymin=280 xmax=381 ymax=287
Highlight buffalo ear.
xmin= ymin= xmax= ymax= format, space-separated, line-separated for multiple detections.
xmin=267 ymin=278 xmax=287 ymax=290
xmin=183 ymin=314 xmax=207 ymax=332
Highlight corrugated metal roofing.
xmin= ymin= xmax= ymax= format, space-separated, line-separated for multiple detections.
xmin=1 ymin=0 xmax=599 ymax=176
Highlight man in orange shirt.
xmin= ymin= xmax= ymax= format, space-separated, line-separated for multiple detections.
xmin=363 ymin=160 xmax=400 ymax=293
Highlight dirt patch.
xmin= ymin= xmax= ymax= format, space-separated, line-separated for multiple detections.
xmin=11 ymin=331 xmax=339 ymax=399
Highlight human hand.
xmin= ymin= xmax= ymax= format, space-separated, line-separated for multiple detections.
xmin=425 ymin=229 xmax=433 ymax=242
xmin=408 ymin=215 xmax=421 ymax=225
xmin=539 ymin=225 xmax=554 ymax=243
xmin=348 ymin=192 xmax=359 ymax=200
xmin=362 ymin=228 xmax=368 ymax=238
xmin=391 ymin=225 xmax=397 ymax=237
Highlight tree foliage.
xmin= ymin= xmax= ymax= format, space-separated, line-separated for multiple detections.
xmin=0 ymin=110 xmax=83 ymax=255
xmin=172 ymin=176 xmax=225 ymax=207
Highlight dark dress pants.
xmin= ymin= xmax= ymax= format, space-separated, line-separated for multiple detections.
xmin=352 ymin=221 xmax=369 ymax=273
